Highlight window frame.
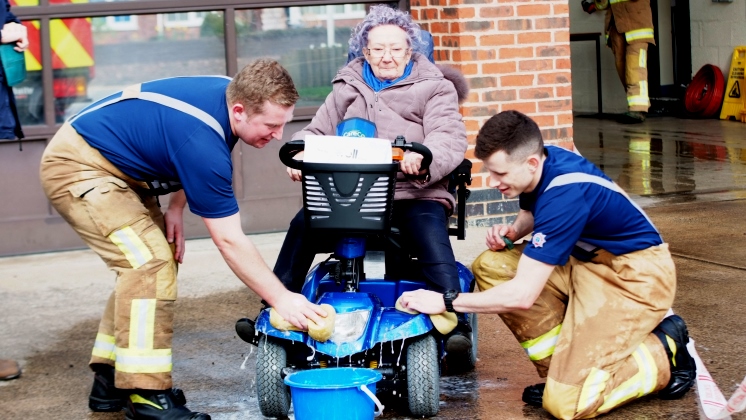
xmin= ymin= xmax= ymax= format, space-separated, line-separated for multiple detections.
xmin=10 ymin=0 xmax=408 ymax=140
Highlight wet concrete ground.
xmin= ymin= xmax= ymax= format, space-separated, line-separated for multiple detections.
xmin=2 ymin=115 xmax=746 ymax=419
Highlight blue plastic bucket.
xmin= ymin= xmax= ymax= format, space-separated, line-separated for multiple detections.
xmin=284 ymin=367 xmax=384 ymax=420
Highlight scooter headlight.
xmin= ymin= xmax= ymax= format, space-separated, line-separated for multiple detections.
xmin=331 ymin=310 xmax=370 ymax=343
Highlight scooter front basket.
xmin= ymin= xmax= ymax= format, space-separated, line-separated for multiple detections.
xmin=301 ymin=162 xmax=398 ymax=233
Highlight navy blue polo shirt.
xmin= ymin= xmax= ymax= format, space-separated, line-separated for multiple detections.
xmin=71 ymin=76 xmax=240 ymax=219
xmin=519 ymin=146 xmax=663 ymax=266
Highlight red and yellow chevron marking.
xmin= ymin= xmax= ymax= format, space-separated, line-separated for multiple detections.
xmin=10 ymin=0 xmax=93 ymax=71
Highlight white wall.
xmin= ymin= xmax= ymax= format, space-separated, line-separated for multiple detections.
xmin=658 ymin=1 xmax=674 ymax=86
xmin=690 ymin=0 xmax=746 ymax=78
xmin=569 ymin=0 xmax=674 ymax=114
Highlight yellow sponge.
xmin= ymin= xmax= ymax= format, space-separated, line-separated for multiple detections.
xmin=308 ymin=304 xmax=336 ymax=342
xmin=269 ymin=304 xmax=336 ymax=342
xmin=395 ymin=296 xmax=458 ymax=335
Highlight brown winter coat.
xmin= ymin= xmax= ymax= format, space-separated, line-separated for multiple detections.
xmin=601 ymin=0 xmax=655 ymax=44
xmin=292 ymin=53 xmax=468 ymax=211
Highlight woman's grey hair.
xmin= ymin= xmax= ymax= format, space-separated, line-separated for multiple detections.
xmin=348 ymin=5 xmax=427 ymax=58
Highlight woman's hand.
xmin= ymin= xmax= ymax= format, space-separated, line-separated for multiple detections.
xmin=287 ymin=167 xmax=302 ymax=182
xmin=286 ymin=151 xmax=303 ymax=182
xmin=2 ymin=22 xmax=28 ymax=52
xmin=400 ymin=151 xmax=426 ymax=176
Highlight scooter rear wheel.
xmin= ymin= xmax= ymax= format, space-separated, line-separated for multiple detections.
xmin=256 ymin=336 xmax=291 ymax=418
xmin=406 ymin=334 xmax=440 ymax=417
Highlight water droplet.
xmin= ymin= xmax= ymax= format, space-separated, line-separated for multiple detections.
xmin=306 ymin=344 xmax=316 ymax=361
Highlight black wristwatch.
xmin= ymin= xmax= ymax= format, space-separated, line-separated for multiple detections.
xmin=443 ymin=289 xmax=459 ymax=313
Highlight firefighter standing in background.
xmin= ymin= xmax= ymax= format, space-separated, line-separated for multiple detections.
xmin=39 ymin=59 xmax=327 ymax=420
xmin=0 ymin=0 xmax=26 ymax=140
xmin=587 ymin=0 xmax=655 ymax=124
xmin=400 ymin=111 xmax=697 ymax=419
xmin=0 ymin=0 xmax=27 ymax=385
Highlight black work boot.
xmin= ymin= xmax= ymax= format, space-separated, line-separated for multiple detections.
xmin=89 ymin=365 xmax=188 ymax=413
xmin=125 ymin=389 xmax=210 ymax=420
xmin=618 ymin=111 xmax=647 ymax=124
xmin=89 ymin=364 xmax=124 ymax=412
xmin=445 ymin=313 xmax=472 ymax=355
xmin=522 ymin=383 xmax=545 ymax=407
xmin=653 ymin=315 xmax=696 ymax=399
xmin=235 ymin=317 xmax=260 ymax=346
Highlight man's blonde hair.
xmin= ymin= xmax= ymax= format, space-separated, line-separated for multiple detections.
xmin=226 ymin=58 xmax=299 ymax=115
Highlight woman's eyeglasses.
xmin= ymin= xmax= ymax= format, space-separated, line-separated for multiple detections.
xmin=365 ymin=47 xmax=410 ymax=58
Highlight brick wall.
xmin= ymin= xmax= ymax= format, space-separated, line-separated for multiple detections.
xmin=411 ymin=0 xmax=574 ymax=226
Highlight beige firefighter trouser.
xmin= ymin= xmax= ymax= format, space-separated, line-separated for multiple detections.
xmin=39 ymin=123 xmax=177 ymax=390
xmin=608 ymin=24 xmax=651 ymax=113
xmin=472 ymin=243 xmax=676 ymax=419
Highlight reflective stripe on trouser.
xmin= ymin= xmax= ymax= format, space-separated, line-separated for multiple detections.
xmin=608 ymin=23 xmax=652 ymax=112
xmin=40 ymin=123 xmax=177 ymax=390
xmin=472 ymin=244 xmax=676 ymax=419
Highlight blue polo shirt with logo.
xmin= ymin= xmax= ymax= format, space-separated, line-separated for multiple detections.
xmin=518 ymin=146 xmax=662 ymax=266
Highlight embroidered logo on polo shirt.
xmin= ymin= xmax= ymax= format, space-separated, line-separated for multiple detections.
xmin=532 ymin=232 xmax=547 ymax=248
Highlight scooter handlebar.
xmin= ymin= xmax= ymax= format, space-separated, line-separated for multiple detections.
xmin=278 ymin=136 xmax=433 ymax=171
xmin=397 ymin=137 xmax=433 ymax=170
xmin=279 ymin=139 xmax=305 ymax=170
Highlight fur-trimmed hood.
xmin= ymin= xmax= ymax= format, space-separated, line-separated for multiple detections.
xmin=436 ymin=64 xmax=469 ymax=104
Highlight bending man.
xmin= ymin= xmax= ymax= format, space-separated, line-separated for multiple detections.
xmin=39 ymin=59 xmax=326 ymax=420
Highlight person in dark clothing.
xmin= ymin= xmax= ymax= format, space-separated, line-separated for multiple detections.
xmin=0 ymin=0 xmax=27 ymax=140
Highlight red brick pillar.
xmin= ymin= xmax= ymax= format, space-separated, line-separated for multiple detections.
xmin=411 ymin=0 xmax=574 ymax=225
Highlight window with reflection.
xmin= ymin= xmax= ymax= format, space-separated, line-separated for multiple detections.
xmin=11 ymin=15 xmax=97 ymax=127
xmin=18 ymin=11 xmax=226 ymax=125
xmin=236 ymin=4 xmax=367 ymax=108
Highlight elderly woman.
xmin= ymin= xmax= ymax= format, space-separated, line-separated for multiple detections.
xmin=274 ymin=5 xmax=471 ymax=353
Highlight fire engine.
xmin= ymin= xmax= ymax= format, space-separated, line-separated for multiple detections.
xmin=10 ymin=0 xmax=94 ymax=124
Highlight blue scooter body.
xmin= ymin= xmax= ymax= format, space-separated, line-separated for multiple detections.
xmin=252 ymin=119 xmax=475 ymax=418
xmin=255 ymin=259 xmax=474 ymax=358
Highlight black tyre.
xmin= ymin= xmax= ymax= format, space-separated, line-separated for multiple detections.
xmin=406 ymin=334 xmax=440 ymax=417
xmin=469 ymin=312 xmax=478 ymax=366
xmin=256 ymin=336 xmax=291 ymax=418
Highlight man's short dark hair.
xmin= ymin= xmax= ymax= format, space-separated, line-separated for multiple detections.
xmin=475 ymin=110 xmax=544 ymax=162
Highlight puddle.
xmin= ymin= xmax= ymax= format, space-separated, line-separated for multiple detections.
xmin=575 ymin=118 xmax=746 ymax=205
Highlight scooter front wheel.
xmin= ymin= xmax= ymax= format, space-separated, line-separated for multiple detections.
xmin=406 ymin=333 xmax=440 ymax=417
xmin=256 ymin=336 xmax=291 ymax=418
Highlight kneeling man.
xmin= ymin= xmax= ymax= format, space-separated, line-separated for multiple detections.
xmin=400 ymin=110 xmax=695 ymax=419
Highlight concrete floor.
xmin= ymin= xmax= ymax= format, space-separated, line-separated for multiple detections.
xmin=2 ymin=114 xmax=746 ymax=419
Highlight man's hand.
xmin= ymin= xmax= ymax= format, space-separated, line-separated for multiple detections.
xmin=399 ymin=289 xmax=447 ymax=315
xmin=1 ymin=22 xmax=28 ymax=52
xmin=272 ymin=291 xmax=328 ymax=330
xmin=486 ymin=224 xmax=518 ymax=251
xmin=400 ymin=151 xmax=425 ymax=176
xmin=165 ymin=191 xmax=187 ymax=263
